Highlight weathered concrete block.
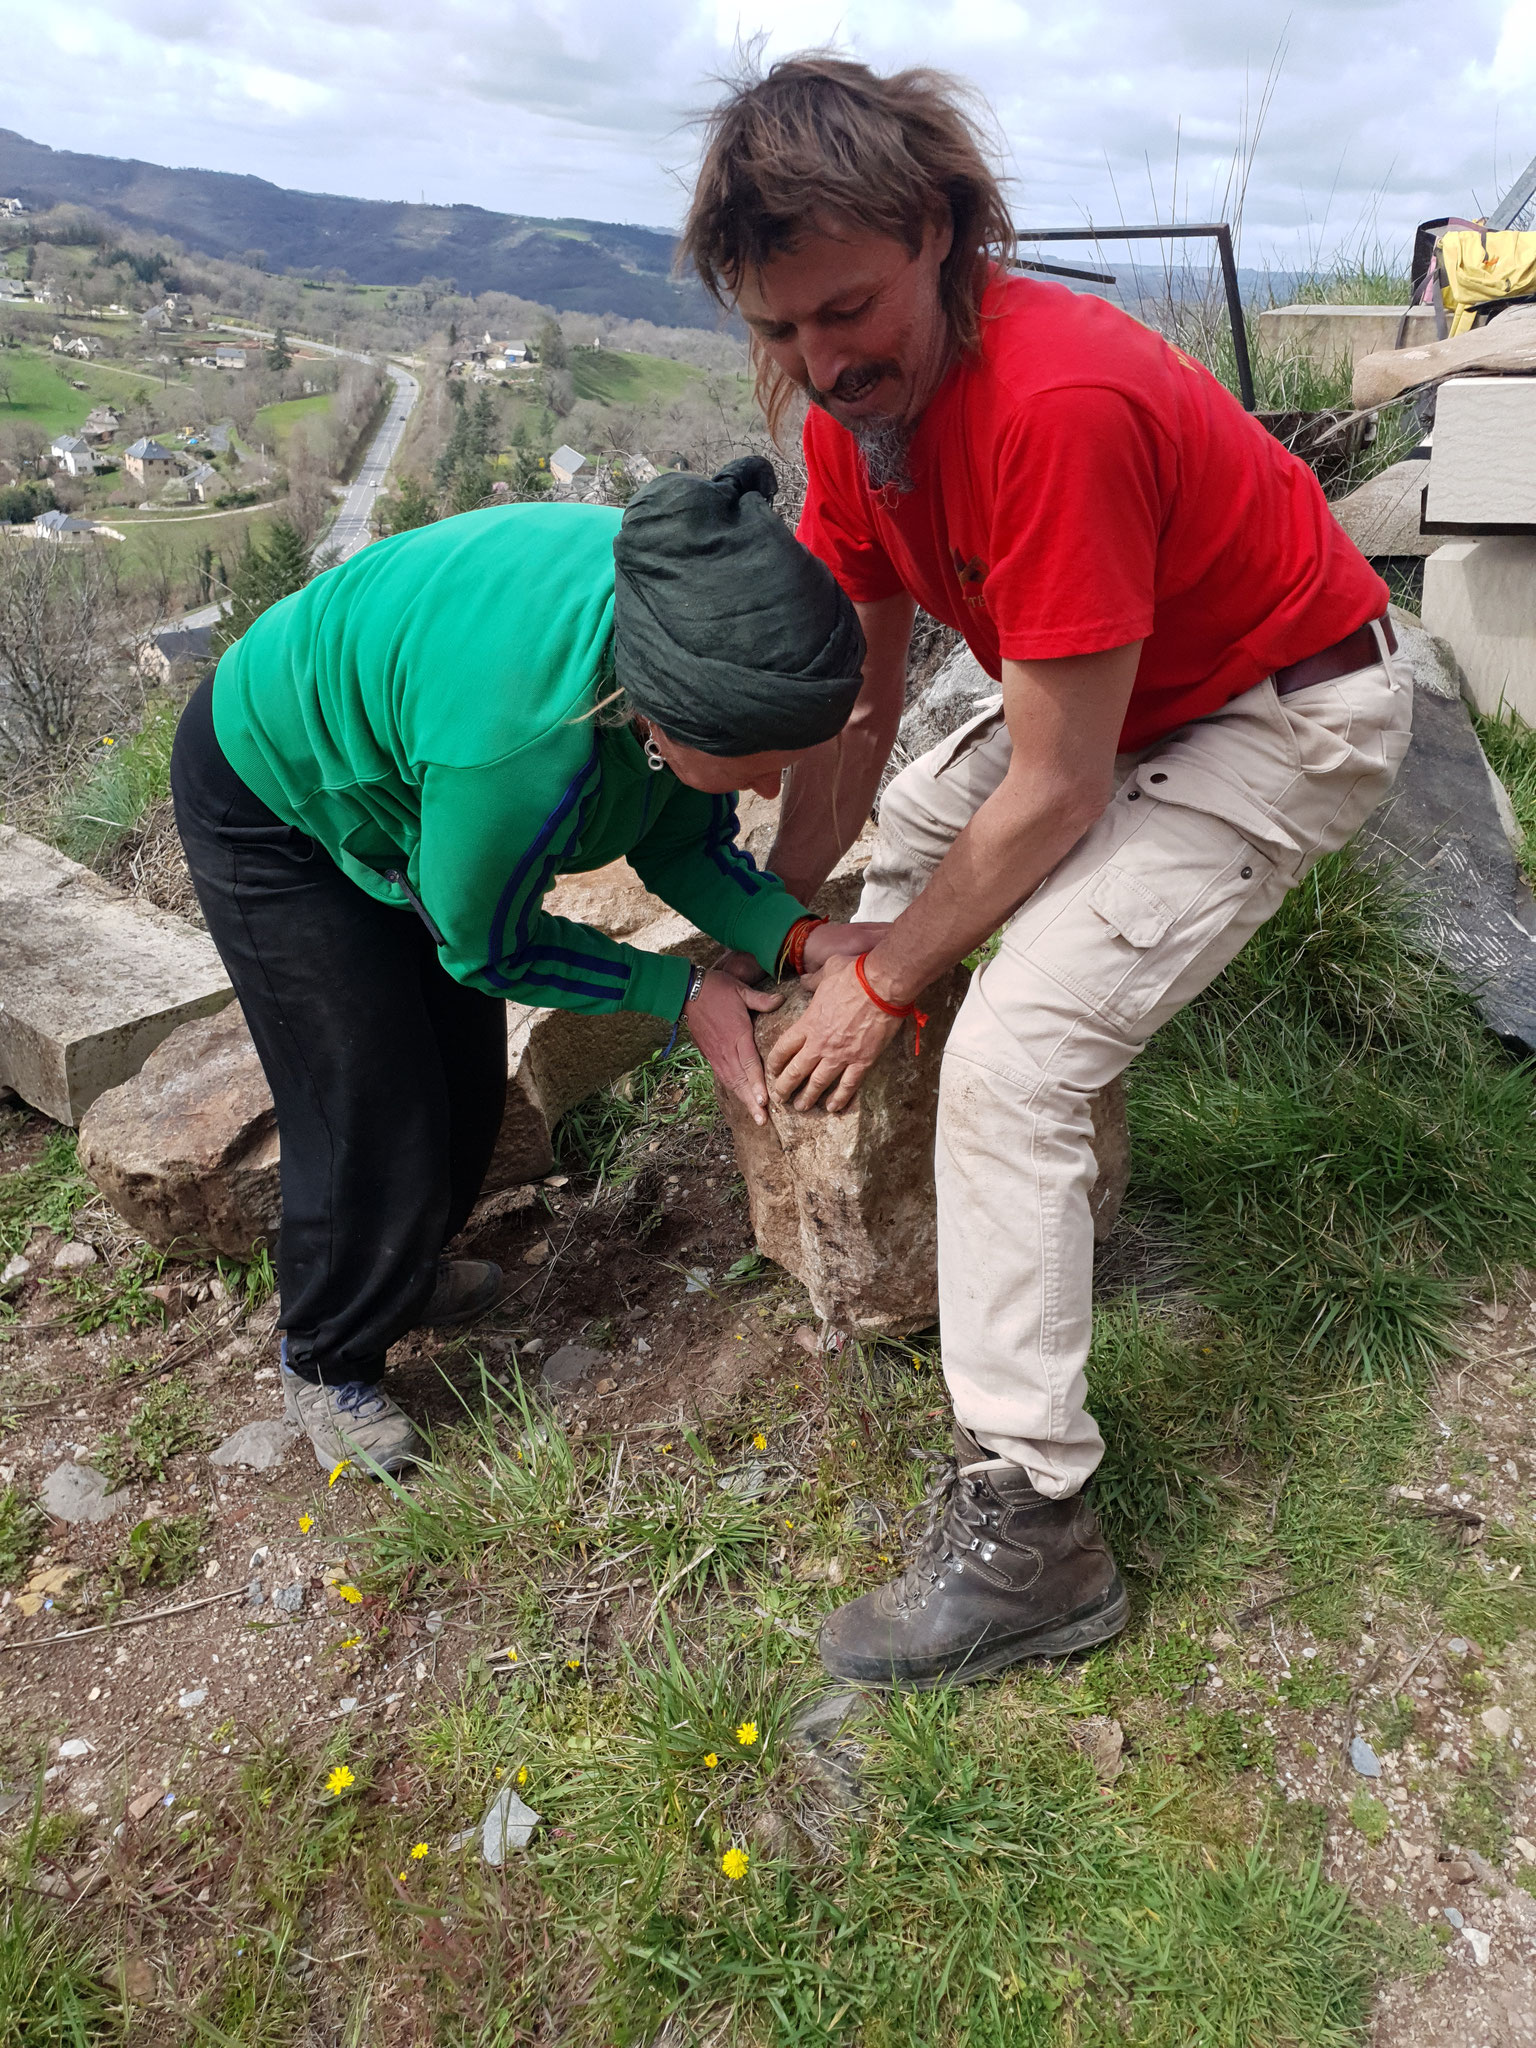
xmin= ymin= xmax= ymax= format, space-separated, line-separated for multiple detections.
xmin=1423 ymin=378 xmax=1536 ymax=532
xmin=0 ymin=826 xmax=231 ymax=1125
xmin=1332 ymin=458 xmax=1437 ymax=561
xmin=1255 ymin=304 xmax=1434 ymax=370
xmin=721 ymin=973 xmax=1132 ymax=1334
xmin=1422 ymin=537 xmax=1536 ymax=724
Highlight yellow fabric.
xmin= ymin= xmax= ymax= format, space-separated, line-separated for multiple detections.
xmin=1439 ymin=229 xmax=1536 ymax=337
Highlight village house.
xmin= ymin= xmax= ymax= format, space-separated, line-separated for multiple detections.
xmin=48 ymin=433 xmax=96 ymax=478
xmin=82 ymin=405 xmax=122 ymax=444
xmin=50 ymin=333 xmax=101 ymax=360
xmin=0 ymin=279 xmax=24 ymax=301
xmin=17 ymin=509 xmax=123 ymax=544
xmin=212 ymin=344 xmax=247 ymax=370
xmin=549 ymin=444 xmax=587 ymax=487
xmin=124 ymin=437 xmax=178 ymax=487
xmin=0 ymin=197 xmax=26 ymax=216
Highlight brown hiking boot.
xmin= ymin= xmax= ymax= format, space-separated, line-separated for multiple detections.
xmin=818 ymin=1423 xmax=1128 ymax=1689
xmin=416 ymin=1259 xmax=502 ymax=1328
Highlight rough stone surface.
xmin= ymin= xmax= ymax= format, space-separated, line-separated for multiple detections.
xmin=1352 ymin=306 xmax=1536 ymax=407
xmin=78 ymin=1002 xmax=282 ymax=1260
xmin=1422 ymin=536 xmax=1536 ymax=726
xmin=480 ymin=1786 xmax=539 ymax=1863
xmin=722 ymin=973 xmax=1130 ymax=1334
xmin=1332 ymin=457 xmax=1437 ymax=561
xmin=39 ymin=1461 xmax=132 ymax=1525
xmin=51 ymin=1241 xmax=97 ymax=1270
xmin=0 ymin=826 xmax=232 ymax=1125
xmin=208 ymin=1421 xmax=299 ymax=1471
xmin=541 ymin=1343 xmax=607 ymax=1389
xmin=886 ymin=640 xmax=1000 ymax=784
xmin=1423 ymin=377 xmax=1536 ymax=532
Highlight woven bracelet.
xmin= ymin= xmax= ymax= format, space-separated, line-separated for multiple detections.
xmin=853 ymin=952 xmax=929 ymax=1055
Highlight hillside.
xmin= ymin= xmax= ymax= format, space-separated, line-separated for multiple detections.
xmin=0 ymin=129 xmax=717 ymax=327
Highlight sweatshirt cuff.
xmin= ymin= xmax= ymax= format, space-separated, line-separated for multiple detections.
xmin=621 ymin=950 xmax=692 ymax=1019
xmin=737 ymin=892 xmax=810 ymax=977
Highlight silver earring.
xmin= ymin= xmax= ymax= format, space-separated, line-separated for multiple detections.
xmin=644 ymin=733 xmax=665 ymax=772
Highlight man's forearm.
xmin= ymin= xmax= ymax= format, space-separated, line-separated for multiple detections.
xmin=865 ymin=778 xmax=1105 ymax=1005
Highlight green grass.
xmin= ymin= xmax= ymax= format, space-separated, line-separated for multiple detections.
xmin=0 ymin=344 xmax=144 ymax=438
xmin=0 ymin=1487 xmax=44 ymax=1588
xmin=251 ymin=391 xmax=334 ymax=453
xmin=46 ymin=692 xmax=182 ymax=869
xmin=0 ymin=1805 xmax=122 ymax=2048
xmin=0 ymin=1130 xmax=93 ymax=1262
xmin=1125 ymin=849 xmax=1536 ymax=1381
xmin=1473 ymin=706 xmax=1536 ymax=880
xmin=569 ymin=349 xmax=707 ymax=406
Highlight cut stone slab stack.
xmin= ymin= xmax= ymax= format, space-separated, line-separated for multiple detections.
xmin=721 ymin=974 xmax=1130 ymax=1336
xmin=0 ymin=827 xmax=232 ymax=1126
xmin=1419 ymin=375 xmax=1536 ymax=725
xmin=1254 ymin=304 xmax=1434 ymax=371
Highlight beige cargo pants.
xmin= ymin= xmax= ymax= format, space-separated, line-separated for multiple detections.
xmin=857 ymin=636 xmax=1412 ymax=1496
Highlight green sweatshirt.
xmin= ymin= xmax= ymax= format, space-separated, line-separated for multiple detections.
xmin=212 ymin=502 xmax=806 ymax=1018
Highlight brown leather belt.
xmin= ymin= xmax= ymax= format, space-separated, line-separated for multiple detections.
xmin=1274 ymin=615 xmax=1396 ymax=697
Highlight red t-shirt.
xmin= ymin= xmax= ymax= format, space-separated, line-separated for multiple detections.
xmin=797 ymin=274 xmax=1388 ymax=752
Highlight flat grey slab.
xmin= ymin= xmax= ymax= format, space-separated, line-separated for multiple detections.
xmin=0 ymin=826 xmax=231 ymax=1124
xmin=1424 ymin=377 xmax=1536 ymax=531
xmin=39 ymin=1462 xmax=132 ymax=1525
xmin=1358 ymin=685 xmax=1536 ymax=1054
xmin=1333 ymin=457 xmax=1437 ymax=559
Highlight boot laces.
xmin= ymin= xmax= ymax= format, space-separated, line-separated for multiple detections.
xmin=334 ymin=1381 xmax=388 ymax=1419
xmin=887 ymin=1452 xmax=1013 ymax=1614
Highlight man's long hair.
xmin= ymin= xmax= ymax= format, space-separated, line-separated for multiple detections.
xmin=681 ymin=55 xmax=1015 ymax=437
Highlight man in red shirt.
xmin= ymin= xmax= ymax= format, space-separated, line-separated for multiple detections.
xmin=683 ymin=57 xmax=1410 ymax=1688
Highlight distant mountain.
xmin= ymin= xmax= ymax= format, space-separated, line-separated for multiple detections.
xmin=0 ymin=129 xmax=718 ymax=327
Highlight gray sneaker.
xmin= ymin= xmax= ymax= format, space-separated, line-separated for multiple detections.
xmin=282 ymin=1369 xmax=426 ymax=1476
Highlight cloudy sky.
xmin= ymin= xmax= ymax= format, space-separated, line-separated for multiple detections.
xmin=9 ymin=1 xmax=1536 ymax=268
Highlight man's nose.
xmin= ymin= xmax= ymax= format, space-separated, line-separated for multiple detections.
xmin=748 ymin=770 xmax=783 ymax=799
xmin=797 ymin=331 xmax=852 ymax=399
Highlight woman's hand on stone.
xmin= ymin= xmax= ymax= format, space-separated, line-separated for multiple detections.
xmin=683 ymin=969 xmax=783 ymax=1127
xmin=800 ymin=920 xmax=892 ymax=977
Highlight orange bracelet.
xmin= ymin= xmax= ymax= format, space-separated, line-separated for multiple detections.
xmin=777 ymin=913 xmax=827 ymax=978
xmin=853 ymin=952 xmax=930 ymax=1055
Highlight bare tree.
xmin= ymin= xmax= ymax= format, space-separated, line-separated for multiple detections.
xmin=0 ymin=542 xmax=158 ymax=764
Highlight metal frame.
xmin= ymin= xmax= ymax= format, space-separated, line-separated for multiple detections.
xmin=1013 ymin=223 xmax=1256 ymax=412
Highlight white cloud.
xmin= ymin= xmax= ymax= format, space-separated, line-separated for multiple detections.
xmin=3 ymin=0 xmax=1533 ymax=264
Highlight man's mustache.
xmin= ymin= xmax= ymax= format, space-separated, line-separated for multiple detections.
xmin=806 ymin=361 xmax=901 ymax=409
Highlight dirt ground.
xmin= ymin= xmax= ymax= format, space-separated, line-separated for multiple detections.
xmin=2 ymin=1088 xmax=1535 ymax=2041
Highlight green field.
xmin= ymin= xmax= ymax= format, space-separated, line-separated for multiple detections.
xmin=0 ymin=346 xmax=151 ymax=436
xmin=105 ymin=503 xmax=279 ymax=601
xmin=251 ymin=390 xmax=334 ymax=453
xmin=570 ymin=348 xmax=710 ymax=405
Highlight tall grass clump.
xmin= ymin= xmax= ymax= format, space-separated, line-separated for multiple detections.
xmin=46 ymin=691 xmax=183 ymax=870
xmin=1473 ymin=706 xmax=1536 ymax=880
xmin=1126 ymin=850 xmax=1536 ymax=1380
xmin=0 ymin=1805 xmax=122 ymax=2048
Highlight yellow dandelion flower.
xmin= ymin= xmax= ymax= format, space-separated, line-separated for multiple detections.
xmin=324 ymin=1765 xmax=355 ymax=1796
xmin=703 ymin=1752 xmax=718 ymax=1769
xmin=735 ymin=1720 xmax=758 ymax=1747
xmin=721 ymin=1846 xmax=749 ymax=1880
xmin=516 ymin=1766 xmax=528 ymax=1786
xmin=327 ymin=1459 xmax=351 ymax=1487
xmin=298 ymin=1512 xmax=314 ymax=1534
xmin=397 ymin=1869 xmax=407 ymax=1881
xmin=751 ymin=1432 xmax=767 ymax=1451
xmin=410 ymin=1841 xmax=429 ymax=1860
xmin=660 ymin=1443 xmax=673 ymax=1454
xmin=336 ymin=1584 xmax=362 ymax=1605
xmin=565 ymin=1656 xmax=581 ymax=1670
xmin=339 ymin=1635 xmax=360 ymax=1649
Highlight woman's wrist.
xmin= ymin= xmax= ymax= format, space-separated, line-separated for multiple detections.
xmin=681 ymin=963 xmax=707 ymax=1011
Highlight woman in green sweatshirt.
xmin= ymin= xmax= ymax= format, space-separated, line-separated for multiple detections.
xmin=171 ymin=457 xmax=874 ymax=1473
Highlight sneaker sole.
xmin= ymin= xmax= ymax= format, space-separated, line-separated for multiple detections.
xmin=821 ymin=1577 xmax=1131 ymax=1692
xmin=302 ymin=1436 xmax=420 ymax=1478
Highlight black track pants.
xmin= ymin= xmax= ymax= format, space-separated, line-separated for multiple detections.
xmin=170 ymin=675 xmax=507 ymax=1385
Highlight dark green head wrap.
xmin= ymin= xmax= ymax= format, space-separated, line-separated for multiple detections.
xmin=612 ymin=455 xmax=866 ymax=757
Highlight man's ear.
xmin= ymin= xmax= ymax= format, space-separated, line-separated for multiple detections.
xmin=927 ymin=209 xmax=955 ymax=268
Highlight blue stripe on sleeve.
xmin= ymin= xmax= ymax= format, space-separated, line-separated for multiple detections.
xmin=481 ymin=755 xmax=599 ymax=992
xmin=705 ymin=794 xmax=766 ymax=897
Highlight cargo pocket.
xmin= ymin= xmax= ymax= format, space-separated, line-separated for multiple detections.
xmin=928 ymin=696 xmax=1006 ymax=777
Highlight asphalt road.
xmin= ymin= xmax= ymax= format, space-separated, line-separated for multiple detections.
xmin=175 ymin=330 xmax=422 ymax=631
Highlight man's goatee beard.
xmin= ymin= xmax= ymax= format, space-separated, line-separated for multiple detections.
xmin=848 ymin=414 xmax=914 ymax=495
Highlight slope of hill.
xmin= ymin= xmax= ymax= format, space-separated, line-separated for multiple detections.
xmin=0 ymin=129 xmax=716 ymax=327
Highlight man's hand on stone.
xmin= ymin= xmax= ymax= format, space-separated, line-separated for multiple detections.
xmin=766 ymin=952 xmax=902 ymax=1114
xmin=800 ymin=920 xmax=891 ymax=976
xmin=684 ymin=968 xmax=783 ymax=1126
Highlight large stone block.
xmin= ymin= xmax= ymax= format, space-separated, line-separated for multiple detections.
xmin=0 ymin=826 xmax=231 ymax=1125
xmin=1255 ymin=303 xmax=1434 ymax=370
xmin=1422 ymin=537 xmax=1536 ymax=724
xmin=721 ymin=974 xmax=1131 ymax=1335
xmin=1332 ymin=458 xmax=1437 ymax=561
xmin=1422 ymin=377 xmax=1536 ymax=533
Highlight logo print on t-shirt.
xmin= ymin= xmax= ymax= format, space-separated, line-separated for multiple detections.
xmin=951 ymin=546 xmax=988 ymax=609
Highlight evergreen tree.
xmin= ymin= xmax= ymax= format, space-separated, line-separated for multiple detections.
xmin=266 ymin=327 xmax=293 ymax=373
xmin=447 ymin=459 xmax=495 ymax=516
xmin=536 ymin=317 xmax=568 ymax=372
xmin=212 ymin=521 xmax=313 ymax=654
xmin=467 ymin=387 xmax=497 ymax=461
xmin=378 ymin=475 xmax=438 ymax=535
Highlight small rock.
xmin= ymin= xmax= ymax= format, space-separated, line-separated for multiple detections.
xmin=1480 ymin=1705 xmax=1513 ymax=1741
xmin=791 ymin=1324 xmax=820 ymax=1355
xmin=1349 ymin=1737 xmax=1382 ymax=1778
xmin=1443 ymin=1905 xmax=1464 ymax=1928
xmin=209 ymin=1421 xmax=299 ymax=1472
xmin=52 ymin=1241 xmax=98 ymax=1271
xmin=1209 ymin=1630 xmax=1235 ymax=1651
xmin=542 ymin=1344 xmax=605 ymax=1388
xmin=1445 ymin=1857 xmax=1476 ymax=1884
xmin=245 ymin=1579 xmax=264 ymax=1608
xmin=719 ymin=1463 xmax=769 ymax=1499
xmin=57 ymin=1738 xmax=91 ymax=1760
xmin=338 ymin=1696 xmax=358 ymax=1714
xmin=446 ymin=1825 xmax=476 ymax=1853
xmin=127 ymin=1788 xmax=162 ymax=1822
xmin=480 ymin=1786 xmax=540 ymax=1864
xmin=683 ymin=1266 xmax=713 ymax=1293
xmin=543 ymin=1173 xmax=569 ymax=1188
xmin=271 ymin=1582 xmax=305 ymax=1614
xmin=424 ymin=1610 xmax=444 ymax=1635
xmin=521 ymin=1241 xmax=549 ymax=1266
xmin=1446 ymin=1637 xmax=1470 ymax=1656
xmin=1514 ymin=1835 xmax=1536 ymax=1864
xmin=0 ymin=1254 xmax=30 ymax=1287
xmin=1071 ymin=1716 xmax=1127 ymax=1784
xmin=177 ymin=1688 xmax=207 ymax=1711
xmin=594 ymin=1377 xmax=616 ymax=1395
xmin=1462 ymin=1926 xmax=1491 ymax=1967
xmin=39 ymin=1462 xmax=132 ymax=1526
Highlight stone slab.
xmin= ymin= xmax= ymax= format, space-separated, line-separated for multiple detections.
xmin=1332 ymin=457 xmax=1437 ymax=560
xmin=0 ymin=826 xmax=232 ymax=1125
xmin=1421 ymin=537 xmax=1536 ymax=725
xmin=39 ymin=1461 xmax=132 ymax=1525
xmin=1353 ymin=309 xmax=1536 ymax=408
xmin=209 ymin=1421 xmax=299 ymax=1470
xmin=1422 ymin=378 xmax=1536 ymax=532
xmin=1255 ymin=303 xmax=1435 ymax=370
xmin=1357 ymin=675 xmax=1536 ymax=1055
